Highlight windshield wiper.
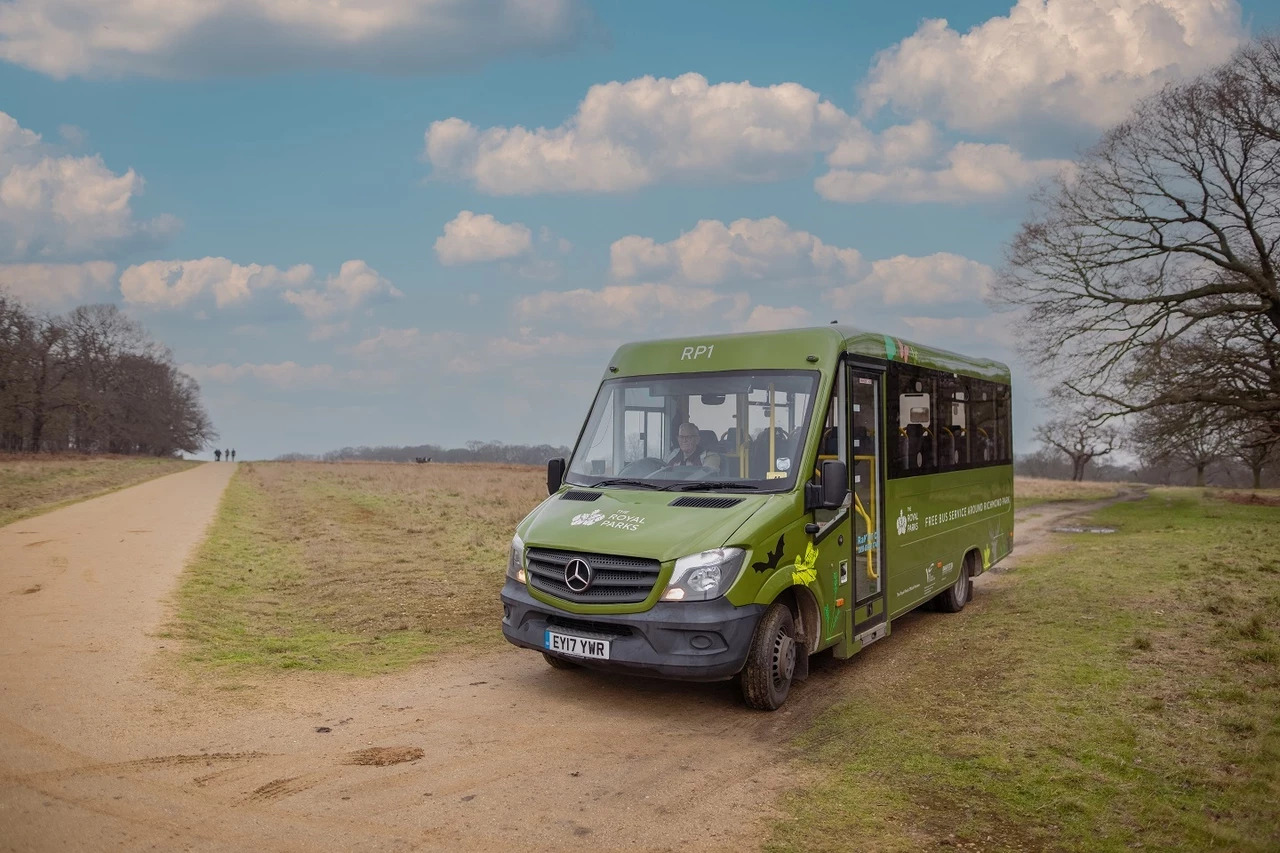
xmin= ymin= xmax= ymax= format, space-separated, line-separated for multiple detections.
xmin=589 ymin=478 xmax=665 ymax=490
xmin=669 ymin=481 xmax=762 ymax=491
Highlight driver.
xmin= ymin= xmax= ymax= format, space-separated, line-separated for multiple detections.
xmin=663 ymin=422 xmax=720 ymax=470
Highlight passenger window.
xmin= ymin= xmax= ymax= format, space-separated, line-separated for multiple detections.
xmin=896 ymin=368 xmax=935 ymax=476
xmin=996 ymin=384 xmax=1013 ymax=463
xmin=887 ymin=364 xmax=933 ymax=478
xmin=971 ymin=382 xmax=997 ymax=464
xmin=935 ymin=377 xmax=969 ymax=471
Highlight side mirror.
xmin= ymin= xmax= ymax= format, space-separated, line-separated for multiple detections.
xmin=547 ymin=457 xmax=566 ymax=495
xmin=806 ymin=459 xmax=848 ymax=511
xmin=821 ymin=459 xmax=849 ymax=508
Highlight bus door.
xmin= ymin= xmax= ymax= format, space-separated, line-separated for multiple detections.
xmin=849 ymin=366 xmax=887 ymax=646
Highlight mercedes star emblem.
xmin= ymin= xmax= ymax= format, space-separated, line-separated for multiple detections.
xmin=564 ymin=558 xmax=592 ymax=593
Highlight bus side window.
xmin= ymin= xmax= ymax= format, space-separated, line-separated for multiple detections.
xmin=897 ymin=366 xmax=935 ymax=476
xmin=936 ymin=376 xmax=965 ymax=471
xmin=997 ymin=384 xmax=1013 ymax=463
xmin=972 ymin=381 xmax=996 ymax=464
xmin=953 ymin=383 xmax=970 ymax=467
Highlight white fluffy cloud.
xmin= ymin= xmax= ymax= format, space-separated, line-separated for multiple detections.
xmin=424 ymin=73 xmax=859 ymax=194
xmin=516 ymin=283 xmax=751 ymax=331
xmin=282 ymin=260 xmax=402 ymax=320
xmin=900 ymin=315 xmax=1018 ymax=350
xmin=0 ymin=261 xmax=115 ymax=306
xmin=119 ymin=256 xmax=399 ymax=319
xmin=0 ymin=0 xmax=592 ymax=79
xmin=424 ymin=74 xmax=1064 ymax=204
xmin=738 ymin=305 xmax=813 ymax=333
xmin=345 ymin=326 xmax=424 ymax=356
xmin=0 ymin=111 xmax=178 ymax=260
xmin=183 ymin=360 xmax=393 ymax=389
xmin=826 ymin=253 xmax=996 ymax=311
xmin=816 ymin=142 xmax=1072 ymax=204
xmin=120 ymin=257 xmax=313 ymax=308
xmin=611 ymin=217 xmax=865 ymax=285
xmin=860 ymin=0 xmax=1244 ymax=133
xmin=435 ymin=210 xmax=533 ymax=265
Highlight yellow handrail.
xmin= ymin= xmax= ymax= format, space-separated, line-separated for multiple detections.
xmin=852 ymin=491 xmax=878 ymax=581
xmin=853 ymin=453 xmax=878 ymax=583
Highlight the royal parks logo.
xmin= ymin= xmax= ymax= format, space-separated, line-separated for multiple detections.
xmin=571 ymin=509 xmax=605 ymax=527
xmin=569 ymin=509 xmax=646 ymax=531
xmin=895 ymin=507 xmax=920 ymax=537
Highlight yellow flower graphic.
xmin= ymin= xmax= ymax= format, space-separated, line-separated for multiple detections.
xmin=792 ymin=542 xmax=819 ymax=586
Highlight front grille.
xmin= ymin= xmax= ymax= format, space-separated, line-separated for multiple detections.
xmin=526 ymin=548 xmax=661 ymax=604
xmin=669 ymin=496 xmax=744 ymax=509
xmin=560 ymin=490 xmax=602 ymax=502
xmin=546 ymin=615 xmax=634 ymax=637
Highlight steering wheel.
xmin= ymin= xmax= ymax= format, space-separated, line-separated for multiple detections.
xmin=618 ymin=457 xmax=664 ymax=477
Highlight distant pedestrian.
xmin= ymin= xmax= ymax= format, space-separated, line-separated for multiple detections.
xmin=224 ymin=448 xmax=229 ymax=461
xmin=214 ymin=449 xmax=222 ymax=462
xmin=231 ymin=449 xmax=236 ymax=462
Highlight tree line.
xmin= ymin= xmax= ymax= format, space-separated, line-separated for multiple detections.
xmin=998 ymin=35 xmax=1280 ymax=488
xmin=277 ymin=440 xmax=572 ymax=466
xmin=0 ymin=295 xmax=215 ymax=455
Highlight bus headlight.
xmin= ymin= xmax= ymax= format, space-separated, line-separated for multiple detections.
xmin=661 ymin=548 xmax=745 ymax=602
xmin=506 ymin=535 xmax=526 ymax=584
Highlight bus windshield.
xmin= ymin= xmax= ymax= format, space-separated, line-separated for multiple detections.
xmin=566 ymin=370 xmax=821 ymax=492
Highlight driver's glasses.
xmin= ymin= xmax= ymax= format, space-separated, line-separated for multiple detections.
xmin=678 ymin=432 xmax=697 ymax=444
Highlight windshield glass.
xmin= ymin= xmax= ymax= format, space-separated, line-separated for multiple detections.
xmin=567 ymin=370 xmax=821 ymax=492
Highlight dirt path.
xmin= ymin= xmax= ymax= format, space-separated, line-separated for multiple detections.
xmin=0 ymin=481 xmax=1125 ymax=853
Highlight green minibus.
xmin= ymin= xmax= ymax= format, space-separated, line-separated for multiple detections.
xmin=500 ymin=325 xmax=1013 ymax=709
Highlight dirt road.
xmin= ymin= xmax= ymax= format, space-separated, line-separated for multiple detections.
xmin=0 ymin=475 xmax=1116 ymax=853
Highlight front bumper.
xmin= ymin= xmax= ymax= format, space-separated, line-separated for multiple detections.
xmin=500 ymin=580 xmax=764 ymax=682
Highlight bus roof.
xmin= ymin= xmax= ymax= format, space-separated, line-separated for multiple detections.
xmin=607 ymin=325 xmax=1011 ymax=384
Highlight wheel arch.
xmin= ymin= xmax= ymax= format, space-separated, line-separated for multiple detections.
xmin=962 ymin=546 xmax=983 ymax=576
xmin=772 ymin=584 xmax=822 ymax=654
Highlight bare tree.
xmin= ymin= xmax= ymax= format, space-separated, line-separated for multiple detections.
xmin=1033 ymin=397 xmax=1123 ymax=481
xmin=1131 ymin=404 xmax=1232 ymax=487
xmin=994 ymin=36 xmax=1280 ymax=431
xmin=1232 ymin=419 xmax=1279 ymax=490
xmin=0 ymin=292 xmax=216 ymax=455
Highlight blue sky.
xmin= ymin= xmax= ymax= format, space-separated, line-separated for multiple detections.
xmin=2 ymin=0 xmax=1276 ymax=460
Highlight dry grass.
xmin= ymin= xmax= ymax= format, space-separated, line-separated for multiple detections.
xmin=1210 ymin=488 xmax=1280 ymax=507
xmin=0 ymin=453 xmax=198 ymax=527
xmin=177 ymin=461 xmax=546 ymax=673
xmin=1014 ymin=476 xmax=1126 ymax=507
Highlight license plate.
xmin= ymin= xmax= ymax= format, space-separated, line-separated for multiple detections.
xmin=544 ymin=630 xmax=611 ymax=660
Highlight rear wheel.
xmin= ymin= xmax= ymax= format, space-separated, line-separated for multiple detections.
xmin=542 ymin=652 xmax=581 ymax=670
xmin=934 ymin=561 xmax=971 ymax=613
xmin=741 ymin=603 xmax=798 ymax=711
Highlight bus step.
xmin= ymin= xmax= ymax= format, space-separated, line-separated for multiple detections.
xmin=855 ymin=624 xmax=887 ymax=649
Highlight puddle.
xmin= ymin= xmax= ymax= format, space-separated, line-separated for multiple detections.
xmin=1051 ymin=526 xmax=1117 ymax=534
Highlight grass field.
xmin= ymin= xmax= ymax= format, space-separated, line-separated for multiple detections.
xmin=1015 ymin=476 xmax=1127 ymax=507
xmin=176 ymin=461 xmax=546 ymax=673
xmin=768 ymin=490 xmax=1280 ymax=853
xmin=0 ymin=454 xmax=199 ymax=527
xmin=176 ymin=469 xmax=1263 ymax=679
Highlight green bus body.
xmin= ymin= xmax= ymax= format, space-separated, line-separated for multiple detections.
xmin=500 ymin=326 xmax=1013 ymax=708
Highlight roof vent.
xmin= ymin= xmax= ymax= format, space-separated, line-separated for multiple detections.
xmin=669 ymin=496 xmax=744 ymax=509
xmin=560 ymin=490 xmax=602 ymax=502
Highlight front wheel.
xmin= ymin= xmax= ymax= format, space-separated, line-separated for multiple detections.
xmin=741 ymin=603 xmax=798 ymax=711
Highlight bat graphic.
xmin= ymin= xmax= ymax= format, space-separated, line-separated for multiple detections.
xmin=752 ymin=535 xmax=785 ymax=572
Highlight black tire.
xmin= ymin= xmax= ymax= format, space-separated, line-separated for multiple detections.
xmin=741 ymin=602 xmax=798 ymax=711
xmin=934 ymin=561 xmax=971 ymax=613
xmin=542 ymin=652 xmax=581 ymax=670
